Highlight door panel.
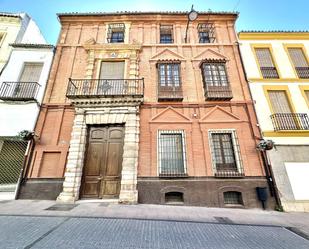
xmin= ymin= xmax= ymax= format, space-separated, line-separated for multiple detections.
xmin=81 ymin=126 xmax=124 ymax=199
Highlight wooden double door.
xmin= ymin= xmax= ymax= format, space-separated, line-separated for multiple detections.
xmin=81 ymin=125 xmax=124 ymax=199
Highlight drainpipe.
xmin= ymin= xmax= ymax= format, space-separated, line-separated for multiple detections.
xmin=235 ymin=41 xmax=282 ymax=210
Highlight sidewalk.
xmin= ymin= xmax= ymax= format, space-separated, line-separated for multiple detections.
xmin=1 ymin=200 xmax=309 ymax=239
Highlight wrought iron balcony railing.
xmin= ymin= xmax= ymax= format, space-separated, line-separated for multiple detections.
xmin=271 ymin=113 xmax=309 ymax=131
xmin=66 ymin=78 xmax=144 ymax=98
xmin=295 ymin=67 xmax=309 ymax=79
xmin=158 ymin=86 xmax=183 ymax=101
xmin=0 ymin=82 xmax=40 ymax=101
xmin=260 ymin=67 xmax=279 ymax=79
xmin=204 ymin=85 xmax=233 ymax=100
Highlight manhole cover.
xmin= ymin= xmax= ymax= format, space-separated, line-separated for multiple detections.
xmin=214 ymin=216 xmax=234 ymax=224
xmin=45 ymin=204 xmax=78 ymax=211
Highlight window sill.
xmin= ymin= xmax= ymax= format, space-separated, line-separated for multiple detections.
xmin=159 ymin=173 xmax=188 ymax=178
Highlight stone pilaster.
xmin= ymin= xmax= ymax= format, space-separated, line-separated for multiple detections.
xmin=57 ymin=109 xmax=87 ymax=203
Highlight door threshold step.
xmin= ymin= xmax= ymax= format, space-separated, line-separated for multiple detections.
xmin=76 ymin=199 xmax=119 ymax=204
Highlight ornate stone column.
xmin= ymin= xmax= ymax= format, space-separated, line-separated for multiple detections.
xmin=57 ymin=108 xmax=87 ymax=203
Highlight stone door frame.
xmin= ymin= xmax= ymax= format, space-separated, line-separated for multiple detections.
xmin=57 ymin=105 xmax=140 ymax=204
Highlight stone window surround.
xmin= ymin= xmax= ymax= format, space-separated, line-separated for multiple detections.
xmin=56 ymin=105 xmax=140 ymax=204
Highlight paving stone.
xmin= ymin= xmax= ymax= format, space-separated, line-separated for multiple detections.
xmin=29 ymin=218 xmax=309 ymax=249
xmin=0 ymin=216 xmax=66 ymax=249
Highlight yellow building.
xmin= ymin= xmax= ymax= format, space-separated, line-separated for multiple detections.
xmin=239 ymin=31 xmax=309 ymax=212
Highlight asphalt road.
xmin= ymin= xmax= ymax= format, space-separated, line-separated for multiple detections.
xmin=0 ymin=216 xmax=308 ymax=249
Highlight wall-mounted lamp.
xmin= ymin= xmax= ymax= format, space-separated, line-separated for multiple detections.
xmin=184 ymin=5 xmax=198 ymax=43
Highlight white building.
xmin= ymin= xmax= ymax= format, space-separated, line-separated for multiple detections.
xmin=0 ymin=13 xmax=54 ymax=199
xmin=239 ymin=32 xmax=309 ymax=212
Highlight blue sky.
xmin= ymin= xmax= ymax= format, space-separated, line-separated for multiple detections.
xmin=0 ymin=0 xmax=308 ymax=44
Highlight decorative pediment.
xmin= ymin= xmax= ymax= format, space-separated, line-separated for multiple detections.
xmin=199 ymin=106 xmax=241 ymax=123
xmin=149 ymin=49 xmax=186 ymax=62
xmin=192 ymin=49 xmax=228 ymax=62
xmin=150 ymin=107 xmax=191 ymax=123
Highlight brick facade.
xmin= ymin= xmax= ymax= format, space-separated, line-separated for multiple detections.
xmin=19 ymin=11 xmax=275 ymax=208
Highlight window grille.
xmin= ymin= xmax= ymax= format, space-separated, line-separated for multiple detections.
xmin=223 ymin=191 xmax=243 ymax=205
xmin=209 ymin=130 xmax=244 ymax=177
xmin=107 ymin=23 xmax=125 ymax=43
xmin=255 ymin=48 xmax=279 ymax=78
xmin=287 ymin=48 xmax=309 ymax=78
xmin=158 ymin=130 xmax=187 ymax=177
xmin=198 ymin=23 xmax=215 ymax=43
xmin=160 ymin=25 xmax=173 ymax=44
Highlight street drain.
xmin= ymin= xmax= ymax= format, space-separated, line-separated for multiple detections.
xmin=214 ymin=216 xmax=234 ymax=224
xmin=45 ymin=204 xmax=78 ymax=211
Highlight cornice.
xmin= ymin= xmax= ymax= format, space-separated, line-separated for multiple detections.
xmin=239 ymin=32 xmax=309 ymax=40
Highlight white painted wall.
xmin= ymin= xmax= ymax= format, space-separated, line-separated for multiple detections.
xmin=0 ymin=48 xmax=53 ymax=136
xmin=285 ymin=162 xmax=309 ymax=200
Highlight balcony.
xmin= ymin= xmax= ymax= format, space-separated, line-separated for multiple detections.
xmin=295 ymin=67 xmax=309 ymax=79
xmin=66 ymin=78 xmax=144 ymax=98
xmin=270 ymin=113 xmax=309 ymax=131
xmin=0 ymin=82 xmax=40 ymax=101
xmin=158 ymin=86 xmax=183 ymax=101
xmin=204 ymin=85 xmax=233 ymax=100
xmin=260 ymin=67 xmax=279 ymax=79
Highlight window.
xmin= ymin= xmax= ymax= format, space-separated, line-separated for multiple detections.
xmin=201 ymin=62 xmax=232 ymax=99
xmin=209 ymin=130 xmax=243 ymax=177
xmin=224 ymin=191 xmax=243 ymax=205
xmin=160 ymin=25 xmax=173 ymax=44
xmin=268 ymin=90 xmax=302 ymax=130
xmin=255 ymin=48 xmax=279 ymax=78
xmin=157 ymin=63 xmax=183 ymax=100
xmin=97 ymin=61 xmax=125 ymax=95
xmin=107 ymin=23 xmax=125 ymax=43
xmin=158 ymin=63 xmax=180 ymax=87
xmin=165 ymin=192 xmax=184 ymax=204
xmin=202 ymin=62 xmax=228 ymax=86
xmin=13 ymin=63 xmax=43 ymax=99
xmin=287 ymin=48 xmax=309 ymax=79
xmin=198 ymin=23 xmax=215 ymax=43
xmin=268 ymin=90 xmax=292 ymax=113
xmin=0 ymin=33 xmax=5 ymax=46
xmin=305 ymin=90 xmax=309 ymax=103
xmin=158 ymin=130 xmax=187 ymax=177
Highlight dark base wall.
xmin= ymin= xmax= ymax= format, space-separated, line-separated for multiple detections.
xmin=18 ymin=178 xmax=64 ymax=200
xmin=137 ymin=177 xmax=276 ymax=209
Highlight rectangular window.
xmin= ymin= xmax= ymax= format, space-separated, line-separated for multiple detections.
xmin=107 ymin=23 xmax=125 ymax=43
xmin=255 ymin=48 xmax=279 ymax=79
xmin=158 ymin=130 xmax=187 ymax=177
xmin=198 ymin=23 xmax=215 ymax=43
xmin=19 ymin=63 xmax=43 ymax=82
xmin=160 ymin=25 xmax=173 ymax=44
xmin=201 ymin=62 xmax=232 ymax=100
xmin=0 ymin=33 xmax=5 ymax=46
xmin=157 ymin=63 xmax=182 ymax=100
xmin=97 ymin=61 xmax=125 ymax=95
xmin=287 ymin=48 xmax=309 ymax=79
xmin=268 ymin=90 xmax=301 ymax=130
xmin=209 ymin=130 xmax=243 ymax=177
xmin=268 ymin=90 xmax=292 ymax=113
xmin=12 ymin=63 xmax=43 ymax=99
